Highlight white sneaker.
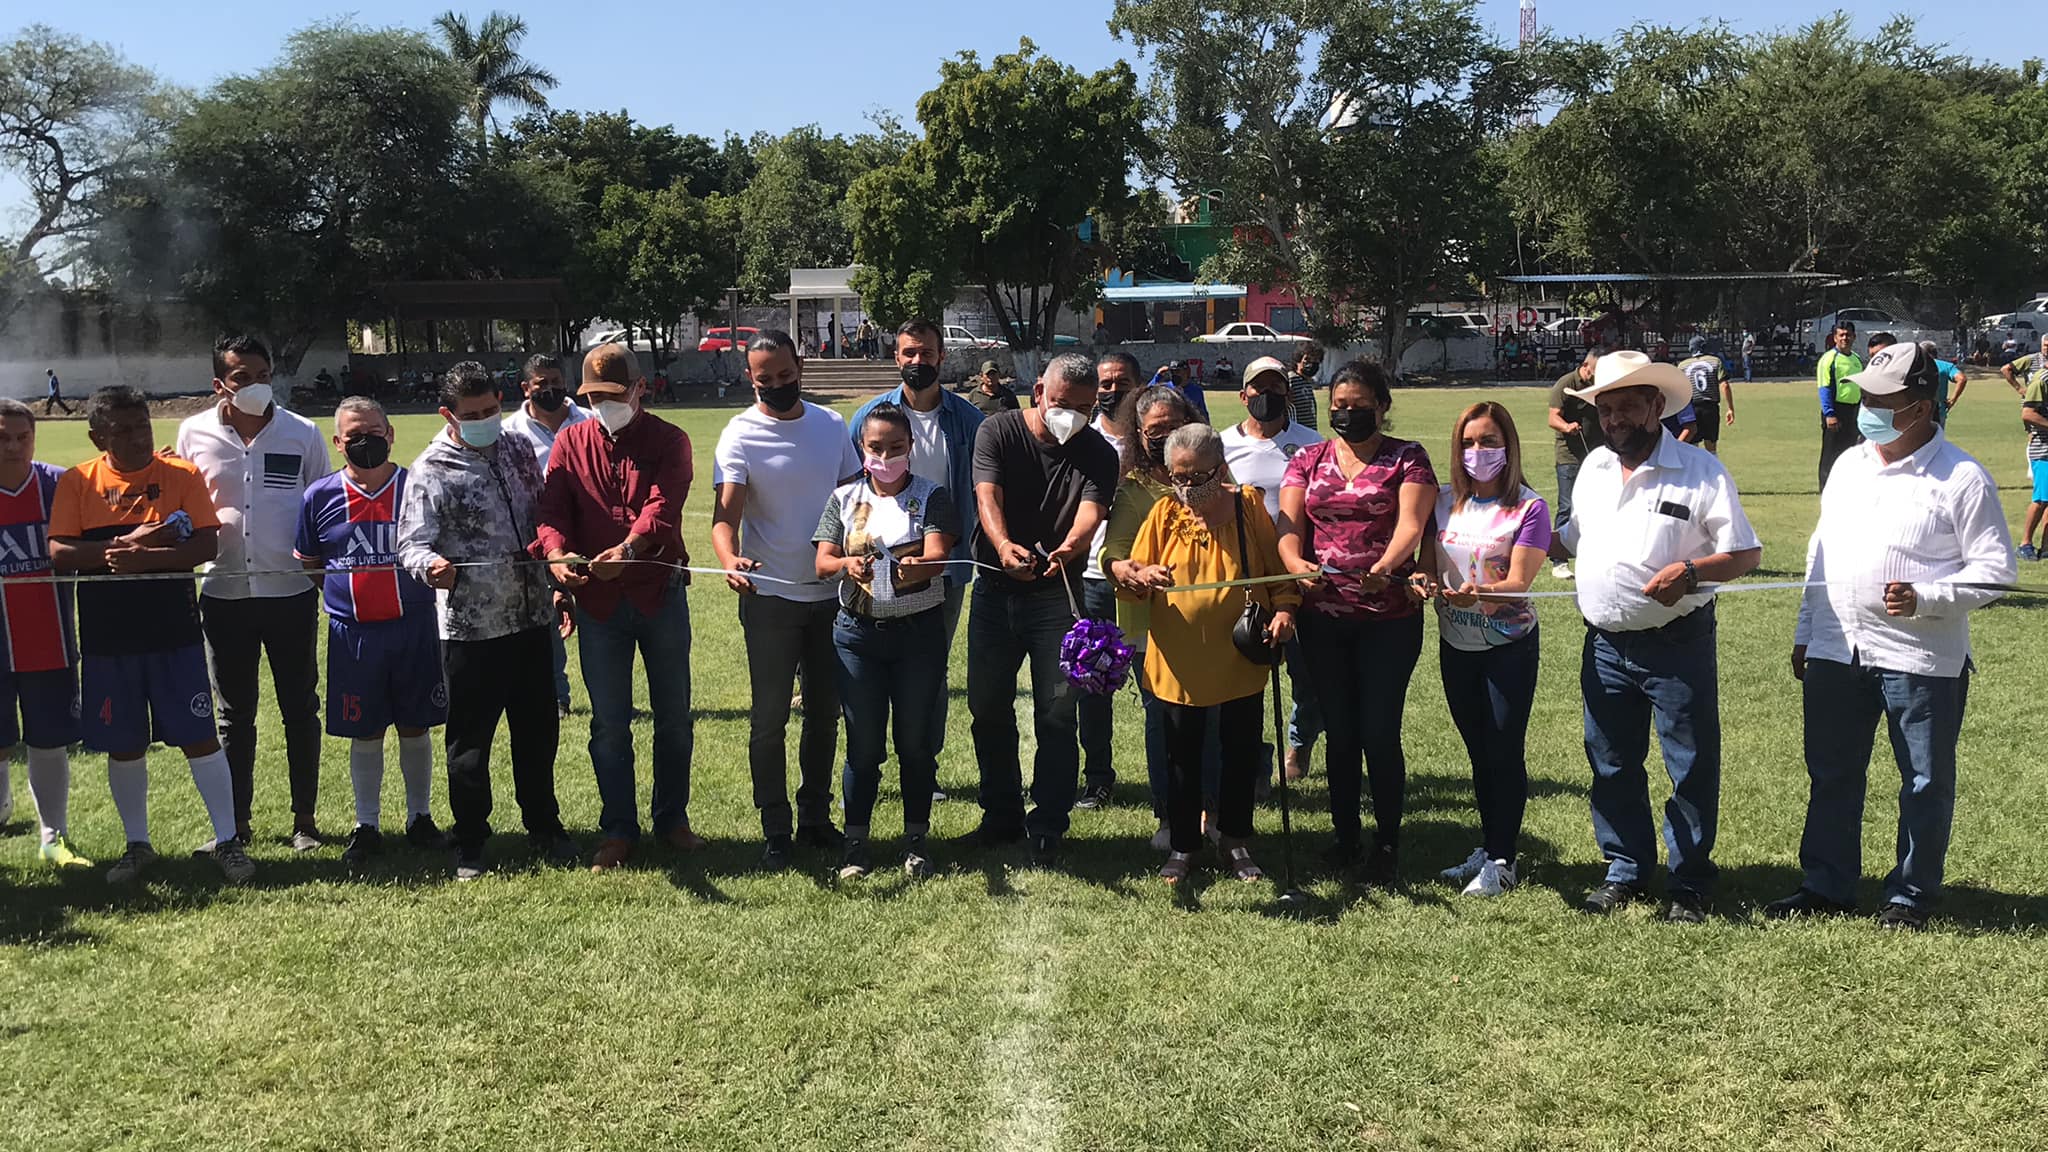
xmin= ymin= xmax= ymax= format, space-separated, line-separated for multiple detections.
xmin=1439 ymin=846 xmax=1487 ymax=884
xmin=1552 ymin=562 xmax=1574 ymax=581
xmin=1461 ymin=858 xmax=1517 ymax=897
xmin=1149 ymin=821 xmax=1172 ymax=852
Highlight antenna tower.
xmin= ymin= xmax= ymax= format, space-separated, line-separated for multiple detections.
xmin=1517 ymin=0 xmax=1538 ymax=128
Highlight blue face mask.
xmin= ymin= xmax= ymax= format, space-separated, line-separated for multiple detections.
xmin=456 ymin=415 xmax=502 ymax=448
xmin=1856 ymin=402 xmax=1911 ymax=446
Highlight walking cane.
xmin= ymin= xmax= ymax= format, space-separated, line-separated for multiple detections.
xmin=1266 ymin=659 xmax=1306 ymax=909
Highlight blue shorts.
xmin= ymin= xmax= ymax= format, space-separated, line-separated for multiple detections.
xmin=326 ymin=615 xmax=447 ymax=737
xmin=0 ymin=665 xmax=81 ymax=749
xmin=81 ymin=644 xmax=216 ymax=753
xmin=2032 ymin=459 xmax=2048 ymax=504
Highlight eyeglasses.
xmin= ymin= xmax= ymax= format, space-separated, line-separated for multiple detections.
xmin=1169 ymin=470 xmax=1218 ymax=488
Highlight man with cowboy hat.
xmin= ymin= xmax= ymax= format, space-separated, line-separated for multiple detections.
xmin=1550 ymin=350 xmax=1762 ymax=923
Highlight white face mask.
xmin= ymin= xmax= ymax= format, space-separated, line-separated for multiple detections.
xmin=229 ymin=383 xmax=273 ymax=416
xmin=1042 ymin=406 xmax=1085 ymax=444
xmin=595 ymin=399 xmax=634 ymax=434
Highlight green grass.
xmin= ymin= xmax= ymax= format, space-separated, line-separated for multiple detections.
xmin=6 ymin=379 xmax=2048 ymax=1150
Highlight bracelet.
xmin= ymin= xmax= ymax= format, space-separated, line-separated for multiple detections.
xmin=1683 ymin=559 xmax=1699 ymax=593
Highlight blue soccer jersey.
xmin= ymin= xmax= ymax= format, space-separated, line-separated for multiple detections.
xmin=295 ymin=470 xmax=434 ymax=624
xmin=0 ymin=462 xmax=75 ymax=673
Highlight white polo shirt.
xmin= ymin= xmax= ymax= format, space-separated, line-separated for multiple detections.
xmin=1795 ymin=430 xmax=2015 ymax=677
xmin=502 ymin=398 xmax=591 ymax=472
xmin=176 ymin=402 xmax=334 ymax=600
xmin=1220 ymin=418 xmax=1324 ymax=521
xmin=1558 ymin=431 xmax=1759 ymax=632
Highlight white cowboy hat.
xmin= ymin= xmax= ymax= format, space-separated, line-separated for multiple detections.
xmin=1565 ymin=349 xmax=1692 ymax=413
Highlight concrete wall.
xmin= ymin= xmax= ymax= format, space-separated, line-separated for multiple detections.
xmin=1 ymin=291 xmax=349 ymax=400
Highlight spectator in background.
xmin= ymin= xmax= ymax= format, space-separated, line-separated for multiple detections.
xmin=1816 ymin=321 xmax=1864 ymax=488
xmin=42 ymin=369 xmax=71 ymax=416
xmin=1092 ymin=321 xmax=1113 ymax=346
xmin=1151 ymin=359 xmax=1207 ymax=420
xmin=1285 ymin=344 xmax=1324 ymax=431
xmin=1546 ymin=346 xmax=1606 ymax=579
xmin=967 ymin=359 xmax=1019 ymax=416
xmin=501 ymin=352 xmax=590 ymax=717
xmin=2003 ymin=332 xmax=2048 ymax=559
xmin=1677 ymin=336 xmax=1735 ymax=455
xmin=177 ymin=334 xmax=333 ymax=852
xmin=1074 ymin=351 xmax=1141 ymax=810
xmin=1917 ymin=340 xmax=1967 ymax=422
xmin=713 ymin=330 xmax=863 ymax=869
xmin=1740 ymin=331 xmax=1757 ymax=383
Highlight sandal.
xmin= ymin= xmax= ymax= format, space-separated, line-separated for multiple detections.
xmin=1160 ymin=851 xmax=1194 ymax=885
xmin=1221 ymin=843 xmax=1264 ymax=883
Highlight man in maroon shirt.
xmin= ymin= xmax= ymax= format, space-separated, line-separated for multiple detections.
xmin=537 ymin=344 xmax=700 ymax=870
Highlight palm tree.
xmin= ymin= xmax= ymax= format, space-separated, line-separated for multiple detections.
xmin=433 ymin=10 xmax=557 ymax=155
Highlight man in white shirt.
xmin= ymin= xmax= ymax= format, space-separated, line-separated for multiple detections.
xmin=176 ymin=334 xmax=334 ymax=851
xmin=498 ymin=352 xmax=589 ymax=716
xmin=713 ymin=329 xmax=862 ymax=869
xmin=1771 ymin=341 xmax=2015 ymax=931
xmin=1551 ymin=350 xmax=1762 ymax=923
xmin=1220 ymin=355 xmax=1325 ymax=783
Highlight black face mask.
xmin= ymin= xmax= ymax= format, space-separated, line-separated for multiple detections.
xmin=1329 ymin=407 xmax=1380 ymax=444
xmin=901 ymin=363 xmax=940 ymax=392
xmin=343 ymin=434 xmax=390 ymax=470
xmin=757 ymin=382 xmax=803 ymax=414
xmin=1607 ymin=420 xmax=1658 ymax=458
xmin=531 ymin=387 xmax=567 ymax=413
xmin=1096 ymin=390 xmax=1126 ymax=419
xmin=1247 ymin=392 xmax=1287 ymax=424
xmin=1145 ymin=435 xmax=1169 ymax=469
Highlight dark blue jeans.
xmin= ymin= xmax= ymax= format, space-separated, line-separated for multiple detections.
xmin=739 ymin=594 xmax=840 ymax=838
xmin=1441 ymin=632 xmax=1539 ymax=864
xmin=967 ymin=578 xmax=1080 ymax=839
xmin=929 ymin=580 xmax=966 ymax=758
xmin=1554 ymin=461 xmax=1581 ymax=530
xmin=1581 ymin=606 xmax=1720 ymax=896
xmin=576 ymin=583 xmax=694 ymax=841
xmin=1283 ymin=636 xmax=1323 ymax=754
xmin=549 ymin=627 xmax=571 ymax=708
xmin=1799 ymin=658 xmax=1969 ymax=909
xmin=1076 ymin=577 xmax=1117 ymax=791
xmin=834 ymin=607 xmax=946 ymax=835
xmin=1299 ymin=609 xmax=1423 ymax=848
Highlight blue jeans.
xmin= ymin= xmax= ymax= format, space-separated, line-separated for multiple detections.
xmin=739 ymin=594 xmax=840 ymax=838
xmin=1799 ymin=658 xmax=1968 ymax=909
xmin=1283 ymin=636 xmax=1323 ymax=754
xmin=1441 ymin=633 xmax=1539 ymax=864
xmin=1581 ymin=607 xmax=1720 ymax=895
xmin=834 ymin=608 xmax=946 ymax=835
xmin=967 ymin=577 xmax=1080 ymax=839
xmin=576 ymin=583 xmax=694 ymax=841
xmin=1076 ymin=576 xmax=1117 ymax=790
xmin=1299 ymin=610 xmax=1423 ymax=847
xmin=550 ymin=627 xmax=571 ymax=707
xmin=1554 ymin=461 xmax=1581 ymax=530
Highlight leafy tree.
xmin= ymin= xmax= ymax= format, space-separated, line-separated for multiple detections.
xmin=502 ymin=110 xmax=738 ymax=204
xmin=433 ymin=10 xmax=555 ymax=155
xmin=586 ymin=183 xmax=726 ymax=367
xmin=849 ymin=40 xmax=1148 ymax=365
xmin=736 ymin=124 xmax=907 ymax=299
xmin=0 ymin=26 xmax=178 ymax=314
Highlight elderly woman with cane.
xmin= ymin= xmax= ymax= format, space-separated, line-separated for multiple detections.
xmin=1121 ymin=422 xmax=1297 ymax=885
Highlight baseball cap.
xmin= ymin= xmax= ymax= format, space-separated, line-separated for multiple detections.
xmin=1242 ymin=355 xmax=1289 ymax=387
xmin=1844 ymin=340 xmax=1924 ymax=396
xmin=579 ymin=343 xmax=637 ymax=395
xmin=979 ymin=359 xmax=1000 ymax=376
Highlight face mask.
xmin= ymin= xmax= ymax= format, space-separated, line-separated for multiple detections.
xmin=1606 ymin=420 xmax=1657 ymax=458
xmin=228 ymin=383 xmax=273 ymax=416
xmin=1462 ymin=446 xmax=1507 ymax=482
xmin=531 ymin=388 xmax=567 ymax=413
xmin=865 ymin=452 xmax=910 ymax=484
xmin=343 ymin=434 xmax=390 ymax=470
xmin=1329 ymin=407 xmax=1379 ymax=443
xmin=1172 ymin=474 xmax=1223 ymax=508
xmin=900 ymin=364 xmax=940 ymax=392
xmin=1095 ymin=390 xmax=1126 ymax=419
xmin=1043 ymin=406 xmax=1085 ymax=444
xmin=1857 ymin=402 xmax=1915 ymax=446
xmin=1247 ymin=392 xmax=1287 ymax=424
xmin=456 ymin=415 xmax=502 ymax=448
xmin=1145 ymin=435 xmax=1170 ymax=470
xmin=757 ymin=382 xmax=803 ymax=414
xmin=595 ymin=400 xmax=634 ymax=434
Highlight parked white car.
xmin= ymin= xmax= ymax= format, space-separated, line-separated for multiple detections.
xmin=942 ymin=324 xmax=1003 ymax=351
xmin=1542 ymin=316 xmax=1600 ymax=334
xmin=1407 ymin=311 xmax=1491 ymax=333
xmin=1194 ymin=321 xmax=1286 ymax=343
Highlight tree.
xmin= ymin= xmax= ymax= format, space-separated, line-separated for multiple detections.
xmin=97 ymin=23 xmax=471 ymax=376
xmin=849 ymin=40 xmax=1149 ymax=367
xmin=1112 ymin=0 xmax=1575 ymax=370
xmin=736 ymin=123 xmax=907 ymax=299
xmin=0 ymin=26 xmax=177 ymax=314
xmin=586 ymin=183 xmax=727 ymax=368
xmin=433 ymin=10 xmax=555 ymax=155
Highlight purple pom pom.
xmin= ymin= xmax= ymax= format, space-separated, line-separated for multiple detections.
xmin=1060 ymin=617 xmax=1134 ymax=696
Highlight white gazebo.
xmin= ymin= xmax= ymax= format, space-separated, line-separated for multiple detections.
xmin=774 ymin=266 xmax=864 ymax=355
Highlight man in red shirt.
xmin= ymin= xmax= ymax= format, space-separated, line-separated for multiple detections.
xmin=537 ymin=344 xmax=699 ymax=870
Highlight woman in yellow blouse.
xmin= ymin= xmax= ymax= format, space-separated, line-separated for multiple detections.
xmin=1122 ymin=422 xmax=1298 ymax=884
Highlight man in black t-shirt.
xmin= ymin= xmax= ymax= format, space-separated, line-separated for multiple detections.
xmin=967 ymin=352 xmax=1120 ymax=866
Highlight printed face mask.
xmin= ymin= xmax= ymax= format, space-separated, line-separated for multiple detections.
xmin=343 ymin=434 xmax=390 ymax=470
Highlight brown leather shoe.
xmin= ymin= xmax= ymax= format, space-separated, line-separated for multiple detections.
xmin=590 ymin=837 xmax=634 ymax=872
xmin=1283 ymin=746 xmax=1309 ymax=783
xmin=665 ymin=826 xmax=705 ymax=853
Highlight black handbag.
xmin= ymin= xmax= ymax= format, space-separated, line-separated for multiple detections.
xmin=1229 ymin=495 xmax=1284 ymax=666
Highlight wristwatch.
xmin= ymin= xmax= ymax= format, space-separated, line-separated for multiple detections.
xmin=620 ymin=539 xmax=640 ymax=562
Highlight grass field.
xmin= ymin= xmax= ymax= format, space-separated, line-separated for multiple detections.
xmin=6 ymin=376 xmax=2048 ymax=1150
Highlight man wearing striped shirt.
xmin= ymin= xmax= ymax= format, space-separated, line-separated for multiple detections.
xmin=1774 ymin=342 xmax=2015 ymax=931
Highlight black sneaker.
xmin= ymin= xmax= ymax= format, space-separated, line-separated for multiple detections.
xmin=534 ymin=831 xmax=579 ymax=867
xmin=405 ymin=814 xmax=451 ymax=850
xmin=798 ymin=823 xmax=845 ymax=851
xmin=902 ymin=834 xmax=934 ymax=880
xmin=1074 ymin=783 xmax=1113 ymax=811
xmin=1319 ymin=838 xmax=1363 ymax=872
xmin=970 ymin=821 xmax=1026 ymax=849
xmin=341 ymin=824 xmax=384 ymax=871
xmin=1763 ymin=888 xmax=1854 ymax=920
xmin=1581 ymin=881 xmax=1642 ymax=915
xmin=454 ymin=849 xmax=488 ymax=881
xmin=837 ymin=838 xmax=871 ymax=880
xmin=1360 ymin=843 xmax=1400 ymax=886
xmin=1662 ymin=889 xmax=1709 ymax=924
xmin=1026 ymin=834 xmax=1061 ymax=869
xmin=1877 ymin=901 xmax=1928 ymax=932
xmin=760 ymin=835 xmax=794 ymax=871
